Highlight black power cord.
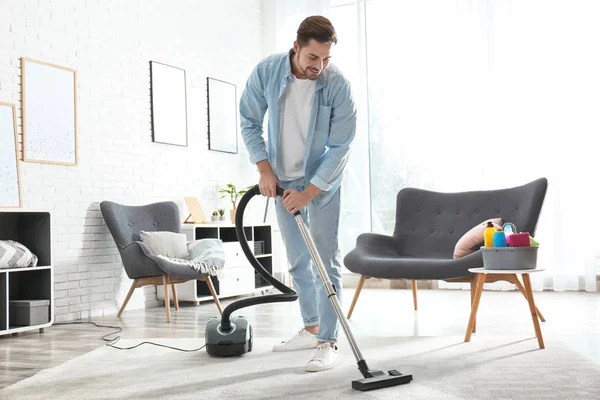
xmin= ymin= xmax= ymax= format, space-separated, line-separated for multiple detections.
xmin=53 ymin=321 xmax=206 ymax=352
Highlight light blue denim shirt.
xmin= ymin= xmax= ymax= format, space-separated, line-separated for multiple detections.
xmin=239 ymin=49 xmax=357 ymax=209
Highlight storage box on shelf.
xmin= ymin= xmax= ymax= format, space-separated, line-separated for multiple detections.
xmin=10 ymin=299 xmax=50 ymax=326
xmin=157 ymin=223 xmax=273 ymax=305
xmin=0 ymin=211 xmax=53 ymax=336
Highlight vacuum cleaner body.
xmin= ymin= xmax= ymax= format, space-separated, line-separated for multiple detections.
xmin=205 ymin=316 xmax=253 ymax=357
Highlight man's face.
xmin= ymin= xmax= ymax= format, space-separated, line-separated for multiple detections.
xmin=293 ymin=39 xmax=333 ymax=80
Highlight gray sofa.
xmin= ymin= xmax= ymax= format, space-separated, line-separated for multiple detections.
xmin=343 ymin=178 xmax=548 ymax=318
xmin=100 ymin=200 xmax=222 ymax=322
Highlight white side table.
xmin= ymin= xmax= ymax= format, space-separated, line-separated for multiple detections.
xmin=465 ymin=267 xmax=546 ymax=349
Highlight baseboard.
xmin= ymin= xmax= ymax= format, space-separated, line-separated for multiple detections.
xmin=344 ymin=273 xmax=600 ymax=292
xmin=342 ymin=273 xmax=438 ymax=290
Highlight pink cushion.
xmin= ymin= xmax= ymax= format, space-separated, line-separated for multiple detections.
xmin=453 ymin=218 xmax=502 ymax=259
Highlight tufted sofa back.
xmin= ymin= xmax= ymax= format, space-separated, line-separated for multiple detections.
xmin=392 ymin=178 xmax=548 ymax=258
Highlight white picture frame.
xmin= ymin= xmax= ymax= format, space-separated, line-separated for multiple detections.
xmin=150 ymin=61 xmax=188 ymax=147
xmin=0 ymin=102 xmax=22 ymax=208
xmin=21 ymin=58 xmax=78 ymax=166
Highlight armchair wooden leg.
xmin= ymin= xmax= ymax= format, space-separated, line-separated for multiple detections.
xmin=162 ymin=275 xmax=171 ymax=323
xmin=205 ymin=277 xmax=223 ymax=315
xmin=411 ymin=280 xmax=418 ymax=311
xmin=118 ymin=279 xmax=138 ymax=318
xmin=347 ymin=275 xmax=367 ymax=319
xmin=171 ymin=282 xmax=179 ymax=311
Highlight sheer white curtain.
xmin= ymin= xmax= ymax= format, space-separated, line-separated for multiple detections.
xmin=262 ymin=0 xmax=332 ymax=54
xmin=363 ymin=0 xmax=599 ymax=292
xmin=484 ymin=0 xmax=599 ymax=292
xmin=261 ymin=1 xmax=599 ymax=291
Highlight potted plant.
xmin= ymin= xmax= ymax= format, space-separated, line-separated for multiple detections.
xmin=211 ymin=210 xmax=219 ymax=222
xmin=218 ymin=208 xmax=225 ymax=221
xmin=219 ymin=183 xmax=252 ymax=223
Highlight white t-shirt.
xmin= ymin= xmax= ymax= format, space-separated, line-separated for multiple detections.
xmin=277 ymin=75 xmax=316 ymax=180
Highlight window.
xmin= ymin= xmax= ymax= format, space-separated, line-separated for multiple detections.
xmin=329 ymin=3 xmax=372 ymax=261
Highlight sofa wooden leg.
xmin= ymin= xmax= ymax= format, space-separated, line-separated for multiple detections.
xmin=118 ymin=279 xmax=138 ymax=318
xmin=347 ymin=275 xmax=367 ymax=319
xmin=162 ymin=275 xmax=171 ymax=323
xmin=411 ymin=280 xmax=418 ymax=310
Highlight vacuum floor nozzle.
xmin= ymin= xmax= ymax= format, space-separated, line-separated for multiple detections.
xmin=351 ymin=369 xmax=413 ymax=391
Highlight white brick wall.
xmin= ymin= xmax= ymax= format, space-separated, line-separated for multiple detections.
xmin=0 ymin=0 xmax=266 ymax=322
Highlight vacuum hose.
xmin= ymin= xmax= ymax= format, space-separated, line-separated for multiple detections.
xmin=219 ymin=184 xmax=298 ymax=332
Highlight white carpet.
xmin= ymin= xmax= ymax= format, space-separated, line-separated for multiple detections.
xmin=2 ymin=335 xmax=600 ymax=399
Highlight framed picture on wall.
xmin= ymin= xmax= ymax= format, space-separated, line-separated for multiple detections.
xmin=21 ymin=58 xmax=78 ymax=165
xmin=207 ymin=77 xmax=238 ymax=154
xmin=150 ymin=61 xmax=188 ymax=147
xmin=0 ymin=102 xmax=22 ymax=208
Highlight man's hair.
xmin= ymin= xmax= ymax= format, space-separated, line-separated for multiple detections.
xmin=296 ymin=16 xmax=337 ymax=47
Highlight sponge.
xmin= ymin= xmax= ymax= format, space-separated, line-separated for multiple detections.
xmin=508 ymin=232 xmax=530 ymax=247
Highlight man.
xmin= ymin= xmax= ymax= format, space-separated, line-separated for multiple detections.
xmin=239 ymin=15 xmax=356 ymax=372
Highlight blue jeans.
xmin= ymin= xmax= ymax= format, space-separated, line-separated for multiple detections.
xmin=275 ymin=178 xmax=343 ymax=343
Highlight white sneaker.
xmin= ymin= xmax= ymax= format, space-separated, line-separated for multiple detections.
xmin=272 ymin=328 xmax=318 ymax=352
xmin=306 ymin=343 xmax=340 ymax=372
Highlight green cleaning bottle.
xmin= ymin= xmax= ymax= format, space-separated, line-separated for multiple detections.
xmin=484 ymin=221 xmax=496 ymax=247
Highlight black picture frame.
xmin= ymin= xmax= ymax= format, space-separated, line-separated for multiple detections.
xmin=207 ymin=77 xmax=238 ymax=154
xmin=150 ymin=61 xmax=188 ymax=147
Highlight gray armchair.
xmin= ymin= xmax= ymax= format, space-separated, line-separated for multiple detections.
xmin=343 ymin=178 xmax=548 ymax=321
xmin=100 ymin=200 xmax=222 ymax=322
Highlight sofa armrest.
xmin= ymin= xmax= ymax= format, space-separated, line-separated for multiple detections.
xmin=355 ymin=232 xmax=401 ymax=255
xmin=119 ymin=241 xmax=164 ymax=279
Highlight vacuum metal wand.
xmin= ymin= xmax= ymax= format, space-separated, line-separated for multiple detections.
xmin=295 ymin=212 xmax=413 ymax=390
xmin=274 ymin=185 xmax=412 ymax=391
xmin=295 ymin=214 xmax=365 ymax=364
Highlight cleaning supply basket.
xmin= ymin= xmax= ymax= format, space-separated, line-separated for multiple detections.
xmin=481 ymin=246 xmax=538 ymax=270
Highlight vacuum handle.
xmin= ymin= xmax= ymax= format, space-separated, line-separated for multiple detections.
xmin=274 ymin=186 xmax=301 ymax=216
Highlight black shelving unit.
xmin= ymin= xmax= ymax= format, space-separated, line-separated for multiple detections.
xmin=0 ymin=211 xmax=53 ymax=336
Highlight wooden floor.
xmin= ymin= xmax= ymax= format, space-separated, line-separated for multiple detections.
xmin=1 ymin=287 xmax=599 ymax=389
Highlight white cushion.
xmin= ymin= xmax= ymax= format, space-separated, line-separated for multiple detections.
xmin=140 ymin=230 xmax=190 ymax=259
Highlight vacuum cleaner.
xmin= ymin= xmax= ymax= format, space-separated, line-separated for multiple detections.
xmin=205 ymin=184 xmax=413 ymax=391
